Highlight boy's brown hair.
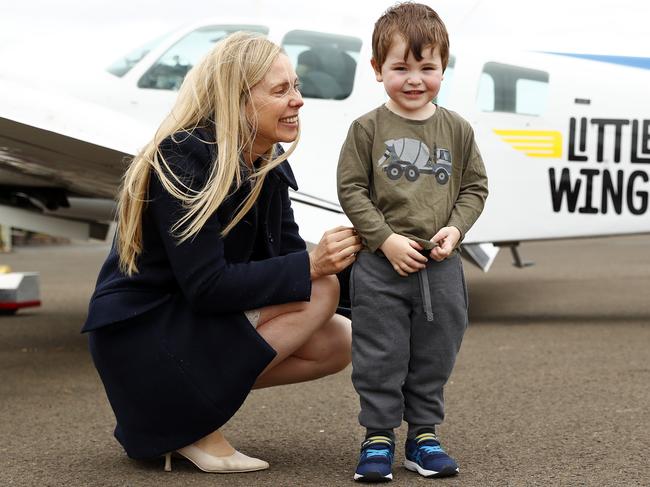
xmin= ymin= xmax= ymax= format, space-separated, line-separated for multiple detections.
xmin=372 ymin=2 xmax=450 ymax=71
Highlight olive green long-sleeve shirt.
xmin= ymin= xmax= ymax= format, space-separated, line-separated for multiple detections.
xmin=337 ymin=104 xmax=488 ymax=252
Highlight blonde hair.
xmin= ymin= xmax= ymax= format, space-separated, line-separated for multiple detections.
xmin=116 ymin=31 xmax=298 ymax=275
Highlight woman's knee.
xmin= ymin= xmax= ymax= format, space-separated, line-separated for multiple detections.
xmin=317 ymin=314 xmax=352 ymax=373
xmin=310 ymin=274 xmax=339 ymax=317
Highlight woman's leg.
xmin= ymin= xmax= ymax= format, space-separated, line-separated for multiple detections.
xmin=188 ymin=275 xmax=350 ymax=458
xmin=253 ymin=313 xmax=351 ymax=388
xmin=252 ymin=274 xmax=351 ymax=388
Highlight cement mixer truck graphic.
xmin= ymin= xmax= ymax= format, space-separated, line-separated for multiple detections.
xmin=377 ymin=138 xmax=452 ymax=185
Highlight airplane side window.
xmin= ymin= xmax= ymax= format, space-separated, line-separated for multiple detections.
xmin=282 ymin=30 xmax=362 ymax=100
xmin=478 ymin=62 xmax=549 ymax=116
xmin=138 ymin=25 xmax=269 ymax=91
xmin=434 ymin=55 xmax=455 ymax=107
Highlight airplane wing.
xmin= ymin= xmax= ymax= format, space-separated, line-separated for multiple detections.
xmin=0 ymin=79 xmax=150 ymax=212
xmin=0 ymin=115 xmax=128 ymax=199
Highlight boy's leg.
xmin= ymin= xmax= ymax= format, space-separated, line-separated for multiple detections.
xmin=351 ymin=252 xmax=412 ymax=433
xmin=402 ymin=253 xmax=467 ymax=477
xmin=351 ymin=252 xmax=411 ymax=481
xmin=403 ymin=252 xmax=468 ymax=430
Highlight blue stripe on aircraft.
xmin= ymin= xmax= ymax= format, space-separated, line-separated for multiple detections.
xmin=543 ymin=52 xmax=650 ymax=70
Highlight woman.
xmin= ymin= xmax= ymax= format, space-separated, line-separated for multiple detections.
xmin=82 ymin=32 xmax=361 ymax=473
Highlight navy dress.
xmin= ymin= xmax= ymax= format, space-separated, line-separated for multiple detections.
xmin=82 ymin=129 xmax=312 ymax=459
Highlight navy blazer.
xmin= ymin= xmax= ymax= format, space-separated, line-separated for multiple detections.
xmin=83 ymin=128 xmax=312 ymax=332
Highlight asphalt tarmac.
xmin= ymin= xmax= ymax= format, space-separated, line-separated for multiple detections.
xmin=0 ymin=236 xmax=648 ymax=487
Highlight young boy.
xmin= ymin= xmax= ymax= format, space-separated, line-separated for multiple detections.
xmin=337 ymin=3 xmax=488 ymax=482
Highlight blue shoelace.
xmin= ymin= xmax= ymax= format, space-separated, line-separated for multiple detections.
xmin=419 ymin=444 xmax=444 ymax=455
xmin=364 ymin=448 xmax=392 ymax=459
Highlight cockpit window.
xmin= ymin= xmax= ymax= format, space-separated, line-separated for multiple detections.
xmin=282 ymin=30 xmax=362 ymax=100
xmin=106 ymin=34 xmax=167 ymax=78
xmin=137 ymin=25 xmax=269 ymax=91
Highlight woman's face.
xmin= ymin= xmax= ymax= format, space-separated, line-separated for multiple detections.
xmin=247 ymin=53 xmax=304 ymax=159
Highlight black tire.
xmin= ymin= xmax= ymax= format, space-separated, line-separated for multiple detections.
xmin=435 ymin=168 xmax=449 ymax=185
xmin=405 ymin=165 xmax=419 ymax=182
xmin=386 ymin=163 xmax=403 ymax=180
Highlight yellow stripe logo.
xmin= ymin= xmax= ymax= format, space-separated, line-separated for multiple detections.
xmin=493 ymin=129 xmax=562 ymax=158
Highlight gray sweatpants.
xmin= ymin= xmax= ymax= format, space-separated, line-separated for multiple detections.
xmin=350 ymin=251 xmax=468 ymax=431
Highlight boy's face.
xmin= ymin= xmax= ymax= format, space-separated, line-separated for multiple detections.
xmin=372 ymin=35 xmax=443 ymax=119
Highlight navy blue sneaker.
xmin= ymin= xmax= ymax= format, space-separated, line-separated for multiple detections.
xmin=404 ymin=431 xmax=459 ymax=477
xmin=354 ymin=435 xmax=395 ymax=482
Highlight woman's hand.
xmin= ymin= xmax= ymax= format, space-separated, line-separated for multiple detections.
xmin=309 ymin=226 xmax=362 ymax=280
xmin=429 ymin=226 xmax=461 ymax=261
xmin=379 ymin=233 xmax=427 ymax=277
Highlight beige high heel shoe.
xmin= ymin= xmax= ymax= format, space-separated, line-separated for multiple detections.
xmin=164 ymin=444 xmax=269 ymax=473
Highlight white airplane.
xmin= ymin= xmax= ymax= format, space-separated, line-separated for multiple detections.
xmin=1 ymin=15 xmax=649 ymax=284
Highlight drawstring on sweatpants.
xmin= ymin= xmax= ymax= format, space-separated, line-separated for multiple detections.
xmin=418 ymin=267 xmax=434 ymax=322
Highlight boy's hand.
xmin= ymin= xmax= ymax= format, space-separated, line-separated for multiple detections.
xmin=379 ymin=233 xmax=427 ymax=276
xmin=429 ymin=226 xmax=461 ymax=261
